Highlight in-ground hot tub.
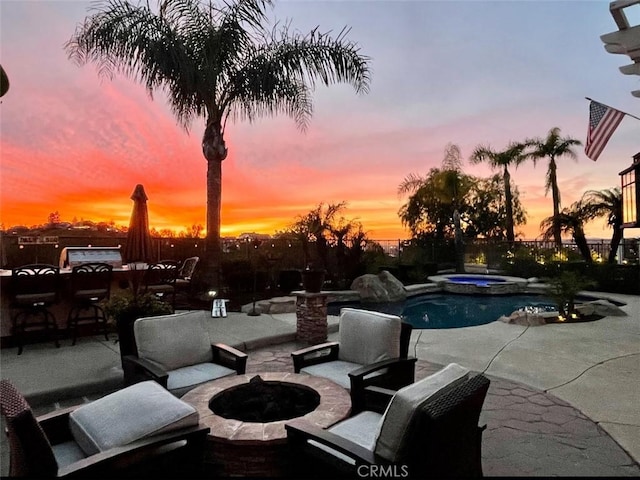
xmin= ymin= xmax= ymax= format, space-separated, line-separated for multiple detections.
xmin=182 ymin=372 xmax=351 ymax=477
xmin=427 ymin=273 xmax=529 ymax=294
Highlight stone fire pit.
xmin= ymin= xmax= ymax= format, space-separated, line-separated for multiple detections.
xmin=181 ymin=372 xmax=351 ymax=477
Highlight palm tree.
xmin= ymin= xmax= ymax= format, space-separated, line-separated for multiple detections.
xmin=581 ymin=187 xmax=623 ymax=263
xmin=291 ymin=202 xmax=346 ymax=271
xmin=525 ymin=127 xmax=582 ymax=249
xmin=399 ymin=143 xmax=473 ymax=272
xmin=470 ymin=142 xmax=527 ymax=244
xmin=539 ymin=201 xmax=592 ymax=262
xmin=0 ymin=64 xmax=9 ymax=97
xmin=65 ymin=0 xmax=371 ymax=291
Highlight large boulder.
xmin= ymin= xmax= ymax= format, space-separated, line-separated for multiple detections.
xmin=378 ymin=270 xmax=407 ymax=301
xmin=350 ymin=274 xmax=389 ymax=302
xmin=499 ymin=310 xmax=551 ymax=326
xmin=350 ymin=271 xmax=407 ymax=302
xmin=576 ymin=299 xmax=627 ymax=317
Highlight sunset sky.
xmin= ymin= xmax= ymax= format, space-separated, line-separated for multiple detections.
xmin=1 ymin=0 xmax=639 ymax=241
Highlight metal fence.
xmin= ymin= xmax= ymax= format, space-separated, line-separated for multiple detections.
xmin=1 ymin=233 xmax=638 ymax=270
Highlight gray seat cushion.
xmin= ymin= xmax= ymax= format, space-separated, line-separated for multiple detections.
xmin=301 ymin=360 xmax=363 ymax=390
xmin=51 ymin=441 xmax=87 ymax=468
xmin=374 ymin=363 xmax=470 ymax=462
xmin=329 ymin=411 xmax=383 ymax=451
xmin=134 ymin=312 xmax=212 ymax=371
xmin=338 ymin=308 xmax=401 ymax=365
xmin=310 ymin=411 xmax=384 ymax=465
xmin=69 ymin=381 xmax=199 ymax=456
xmin=300 ymin=360 xmax=387 ymax=390
xmin=167 ymin=363 xmax=237 ymax=397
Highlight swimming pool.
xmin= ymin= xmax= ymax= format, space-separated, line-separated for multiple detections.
xmin=328 ymin=293 xmax=561 ymax=329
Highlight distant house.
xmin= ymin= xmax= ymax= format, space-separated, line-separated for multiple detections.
xmin=237 ymin=233 xmax=271 ymax=242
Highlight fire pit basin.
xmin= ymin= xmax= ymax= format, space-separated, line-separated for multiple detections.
xmin=209 ymin=375 xmax=320 ymax=422
xmin=182 ymin=372 xmax=351 ymax=477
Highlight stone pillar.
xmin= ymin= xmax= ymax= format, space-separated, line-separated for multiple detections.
xmin=295 ymin=292 xmax=329 ymax=344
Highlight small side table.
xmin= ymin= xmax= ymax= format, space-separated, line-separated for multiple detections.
xmin=293 ymin=291 xmax=329 ymax=344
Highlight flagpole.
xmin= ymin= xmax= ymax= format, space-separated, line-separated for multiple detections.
xmin=585 ymin=97 xmax=640 ymax=121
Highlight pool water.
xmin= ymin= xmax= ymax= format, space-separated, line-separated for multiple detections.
xmin=328 ymin=293 xmax=560 ymax=329
xmin=401 ymin=294 xmax=558 ymax=328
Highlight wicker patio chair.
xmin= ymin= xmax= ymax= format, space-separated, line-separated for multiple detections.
xmin=122 ymin=311 xmax=248 ymax=397
xmin=286 ymin=364 xmax=491 ymax=479
xmin=0 ymin=379 xmax=209 ymax=478
xmin=291 ymin=308 xmax=416 ymax=413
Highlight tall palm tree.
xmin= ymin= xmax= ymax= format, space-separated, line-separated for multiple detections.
xmin=525 ymin=127 xmax=582 ymax=249
xmin=581 ymin=187 xmax=623 ymax=263
xmin=539 ymin=201 xmax=592 ymax=262
xmin=65 ymin=0 xmax=371 ymax=291
xmin=470 ymin=142 xmax=527 ymax=244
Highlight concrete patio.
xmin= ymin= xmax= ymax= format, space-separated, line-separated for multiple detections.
xmin=1 ymin=290 xmax=638 ymax=476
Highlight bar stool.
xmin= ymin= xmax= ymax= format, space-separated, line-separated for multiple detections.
xmin=9 ymin=264 xmax=61 ymax=355
xmin=143 ymin=260 xmax=178 ymax=312
xmin=66 ymin=262 xmax=113 ymax=345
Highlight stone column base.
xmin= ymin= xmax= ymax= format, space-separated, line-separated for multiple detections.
xmin=295 ymin=292 xmax=328 ymax=344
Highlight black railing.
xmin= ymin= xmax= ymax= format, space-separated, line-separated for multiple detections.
xmin=2 ymin=233 xmax=638 ymax=296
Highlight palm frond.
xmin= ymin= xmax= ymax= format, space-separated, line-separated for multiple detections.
xmin=397 ymin=173 xmax=427 ymax=197
xmin=581 ymin=187 xmax=622 ymax=226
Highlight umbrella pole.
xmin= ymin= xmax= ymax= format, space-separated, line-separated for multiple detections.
xmin=247 ymin=266 xmax=260 ymax=316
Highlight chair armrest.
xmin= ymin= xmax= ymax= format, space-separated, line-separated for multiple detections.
xmin=57 ymin=423 xmax=210 ymax=478
xmin=122 ymin=355 xmax=169 ymax=388
xmin=291 ymin=342 xmax=340 ymax=373
xmin=37 ymin=408 xmax=76 ymax=445
xmin=359 ymin=386 xmax=395 ymax=414
xmin=212 ymin=343 xmax=248 ymax=374
xmin=348 ymin=357 xmax=417 ymax=413
xmin=285 ymin=418 xmax=377 ymax=466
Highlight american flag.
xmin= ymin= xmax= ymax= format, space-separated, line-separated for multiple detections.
xmin=585 ymin=101 xmax=625 ymax=161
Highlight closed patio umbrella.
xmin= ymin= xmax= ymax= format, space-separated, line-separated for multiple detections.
xmin=123 ymin=184 xmax=154 ymax=264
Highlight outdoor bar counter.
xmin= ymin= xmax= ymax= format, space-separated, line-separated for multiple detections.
xmin=0 ymin=262 xmax=148 ymax=345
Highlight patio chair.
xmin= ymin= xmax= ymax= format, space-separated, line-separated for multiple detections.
xmin=286 ymin=363 xmax=490 ymax=479
xmin=122 ymin=311 xmax=248 ymax=397
xmin=65 ymin=262 xmax=113 ymax=345
xmin=9 ymin=264 xmax=61 ymax=355
xmin=0 ymin=379 xmax=210 ymax=478
xmin=291 ymin=308 xmax=416 ymax=413
xmin=174 ymin=256 xmax=199 ymax=309
xmin=142 ymin=260 xmax=178 ymax=312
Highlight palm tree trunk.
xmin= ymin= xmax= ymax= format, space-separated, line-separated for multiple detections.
xmin=573 ymin=227 xmax=592 ymax=263
xmin=197 ymin=119 xmax=228 ymax=292
xmin=549 ymin=158 xmax=562 ymax=249
xmin=503 ymin=167 xmax=515 ymax=244
xmin=608 ymin=225 xmax=623 ymax=263
xmin=453 ymin=209 xmax=465 ymax=273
